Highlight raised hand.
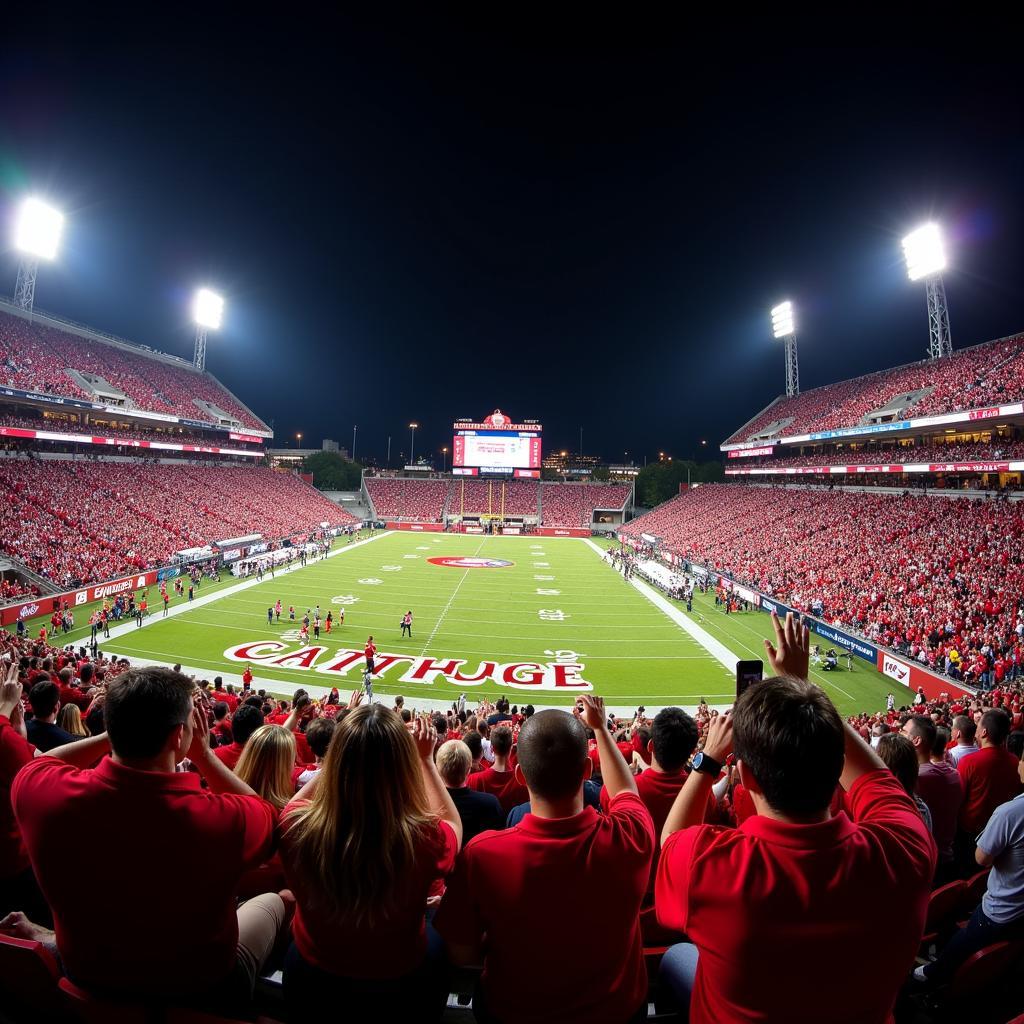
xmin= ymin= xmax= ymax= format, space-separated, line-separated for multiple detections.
xmin=185 ymin=704 xmax=211 ymax=763
xmin=0 ymin=662 xmax=23 ymax=720
xmin=764 ymin=611 xmax=811 ymax=680
xmin=701 ymin=710 xmax=734 ymax=763
xmin=578 ymin=694 xmax=607 ymax=733
xmin=411 ymin=714 xmax=437 ymax=760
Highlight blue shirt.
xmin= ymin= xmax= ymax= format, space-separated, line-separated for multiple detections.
xmin=979 ymin=792 xmax=1024 ymax=924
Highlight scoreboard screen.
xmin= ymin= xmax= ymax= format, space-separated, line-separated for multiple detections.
xmin=452 ymin=430 xmax=542 ymax=476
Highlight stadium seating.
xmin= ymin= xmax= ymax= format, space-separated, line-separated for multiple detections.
xmin=364 ymin=477 xmax=451 ymax=521
xmin=447 ymin=479 xmax=538 ymax=517
xmin=729 ymin=439 xmax=1024 ymax=471
xmin=724 ymin=333 xmax=1024 ymax=444
xmin=540 ymin=483 xmax=631 ymax=527
xmin=0 ymin=461 xmax=355 ymax=588
xmin=620 ymin=483 xmax=1024 ymax=670
xmin=0 ymin=310 xmax=268 ymax=432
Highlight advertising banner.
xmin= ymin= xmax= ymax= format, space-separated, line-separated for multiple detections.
xmin=1 ymin=570 xmax=159 ymax=626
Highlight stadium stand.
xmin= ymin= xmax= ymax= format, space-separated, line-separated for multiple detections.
xmin=0 ymin=309 xmax=269 ymax=432
xmin=621 ymin=484 xmax=1024 ymax=678
xmin=364 ymin=477 xmax=451 ymax=521
xmin=0 ymin=461 xmax=355 ymax=588
xmin=540 ymin=482 xmax=631 ymax=527
xmin=728 ymin=439 xmax=1024 ymax=470
xmin=724 ymin=332 xmax=1024 ymax=444
xmin=447 ymin=478 xmax=538 ymax=517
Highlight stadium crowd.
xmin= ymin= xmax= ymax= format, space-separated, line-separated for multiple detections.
xmin=621 ymin=485 xmax=1024 ymax=685
xmin=725 ymin=332 xmax=1024 ymax=444
xmin=0 ymin=461 xmax=355 ymax=589
xmin=1 ymin=611 xmax=1022 ymax=1023
xmin=539 ymin=482 xmax=631 ymax=527
xmin=1 ymin=310 xmax=269 ymax=432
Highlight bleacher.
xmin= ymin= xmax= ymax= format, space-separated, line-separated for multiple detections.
xmin=540 ymin=482 xmax=631 ymax=527
xmin=364 ymin=477 xmax=451 ymax=521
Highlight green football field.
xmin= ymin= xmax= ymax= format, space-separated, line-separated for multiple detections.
xmin=90 ymin=531 xmax=895 ymax=715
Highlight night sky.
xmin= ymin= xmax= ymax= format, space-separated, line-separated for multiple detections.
xmin=1 ymin=15 xmax=1022 ymax=464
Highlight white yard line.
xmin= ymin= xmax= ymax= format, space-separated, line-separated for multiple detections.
xmin=417 ymin=539 xmax=486 ymax=656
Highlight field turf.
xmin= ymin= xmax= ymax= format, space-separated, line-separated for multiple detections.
xmin=83 ymin=531 xmax=898 ymax=716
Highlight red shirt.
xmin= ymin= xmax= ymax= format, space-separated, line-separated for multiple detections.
xmin=213 ymin=741 xmax=245 ymax=770
xmin=957 ymin=745 xmax=1024 ymax=834
xmin=0 ymin=716 xmax=35 ymax=879
xmin=436 ymin=793 xmax=655 ymax=1023
xmin=467 ymin=766 xmax=529 ymax=813
xmin=655 ymin=770 xmax=935 ymax=1024
xmin=12 ymin=756 xmax=276 ymax=995
xmin=364 ymin=642 xmax=377 ymax=661
xmin=281 ymin=808 xmax=456 ymax=978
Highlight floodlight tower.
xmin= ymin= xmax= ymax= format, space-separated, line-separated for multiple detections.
xmin=192 ymin=288 xmax=224 ymax=372
xmin=902 ymin=223 xmax=951 ymax=359
xmin=771 ymin=300 xmax=799 ymax=397
xmin=13 ymin=198 xmax=65 ymax=314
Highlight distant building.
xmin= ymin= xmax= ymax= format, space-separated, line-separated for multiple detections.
xmin=267 ymin=439 xmax=349 ymax=469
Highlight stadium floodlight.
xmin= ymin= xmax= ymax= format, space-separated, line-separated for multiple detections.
xmin=771 ymin=300 xmax=800 ymax=397
xmin=13 ymin=198 xmax=64 ymax=313
xmin=409 ymin=422 xmax=418 ymax=465
xmin=192 ymin=288 xmax=224 ymax=371
xmin=902 ymin=223 xmax=952 ymax=359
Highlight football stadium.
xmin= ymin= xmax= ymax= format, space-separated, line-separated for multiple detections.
xmin=2 ymin=23 xmax=1024 ymax=1024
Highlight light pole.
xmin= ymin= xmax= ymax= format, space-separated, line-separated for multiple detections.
xmin=386 ymin=436 xmax=392 ymax=468
xmin=442 ymin=446 xmax=448 ymax=473
xmin=771 ymin=300 xmax=799 ymax=398
xmin=192 ymin=288 xmax=224 ymax=372
xmin=296 ymin=432 xmax=303 ymax=449
xmin=13 ymin=198 xmax=65 ymax=315
xmin=352 ymin=425 xmax=357 ymax=462
xmin=902 ymin=223 xmax=952 ymax=359
xmin=409 ymin=423 xmax=418 ymax=465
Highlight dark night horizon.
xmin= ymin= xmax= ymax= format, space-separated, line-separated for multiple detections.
xmin=1 ymin=16 xmax=1022 ymax=463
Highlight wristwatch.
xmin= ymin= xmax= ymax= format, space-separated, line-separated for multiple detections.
xmin=691 ymin=752 xmax=722 ymax=777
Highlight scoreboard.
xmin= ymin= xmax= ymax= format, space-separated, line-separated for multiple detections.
xmin=452 ymin=409 xmax=542 ymax=478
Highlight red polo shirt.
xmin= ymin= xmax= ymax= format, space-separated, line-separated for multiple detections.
xmin=213 ymin=741 xmax=245 ymax=770
xmin=280 ymin=807 xmax=456 ymax=978
xmin=0 ymin=716 xmax=35 ymax=879
xmin=467 ymin=766 xmax=529 ymax=813
xmin=655 ymin=770 xmax=935 ymax=1024
xmin=12 ymin=756 xmax=276 ymax=996
xmin=436 ymin=792 xmax=654 ymax=1023
xmin=958 ymin=745 xmax=1023 ymax=834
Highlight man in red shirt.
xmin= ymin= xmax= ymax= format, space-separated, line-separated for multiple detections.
xmin=212 ymin=704 xmax=265 ymax=770
xmin=364 ymin=636 xmax=377 ymax=674
xmin=467 ymin=725 xmax=528 ymax=813
xmin=957 ymin=708 xmax=1022 ymax=847
xmin=12 ymin=666 xmax=286 ymax=1009
xmin=437 ymin=695 xmax=655 ymax=1023
xmin=655 ymin=612 xmax=935 ymax=1024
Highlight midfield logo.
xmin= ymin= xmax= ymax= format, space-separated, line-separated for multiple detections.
xmin=428 ymin=557 xmax=514 ymax=569
xmin=223 ymin=642 xmax=591 ymax=691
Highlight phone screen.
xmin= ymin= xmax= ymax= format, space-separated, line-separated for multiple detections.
xmin=736 ymin=660 xmax=763 ymax=699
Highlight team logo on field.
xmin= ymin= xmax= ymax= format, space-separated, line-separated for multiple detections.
xmin=428 ymin=557 xmax=515 ymax=569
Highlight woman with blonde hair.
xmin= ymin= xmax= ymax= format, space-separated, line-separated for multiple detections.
xmin=56 ymin=703 xmax=88 ymax=738
xmin=234 ymin=724 xmax=296 ymax=811
xmin=280 ymin=704 xmax=462 ymax=1020
xmin=234 ymin=724 xmax=296 ymax=900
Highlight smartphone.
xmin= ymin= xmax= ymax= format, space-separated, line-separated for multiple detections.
xmin=736 ymin=660 xmax=763 ymax=699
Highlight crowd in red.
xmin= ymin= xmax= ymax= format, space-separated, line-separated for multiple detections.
xmin=621 ymin=485 xmax=1024 ymax=678
xmin=0 ymin=579 xmax=36 ymax=603
xmin=725 ymin=333 xmax=1024 ymax=444
xmin=365 ymin=477 xmax=452 ymax=521
xmin=0 ymin=310 xmax=268 ymax=432
xmin=539 ymin=482 xmax=632 ymax=527
xmin=447 ymin=479 xmax=539 ymax=517
xmin=0 ymin=462 xmax=355 ymax=589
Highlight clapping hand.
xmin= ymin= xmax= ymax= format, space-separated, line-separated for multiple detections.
xmin=411 ymin=714 xmax=437 ymax=760
xmin=0 ymin=661 xmax=23 ymax=720
xmin=764 ymin=611 xmax=811 ymax=680
xmin=578 ymin=694 xmax=608 ymax=733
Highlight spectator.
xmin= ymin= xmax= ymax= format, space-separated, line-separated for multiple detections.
xmin=26 ymin=679 xmax=75 ymax=752
xmin=437 ymin=739 xmax=503 ymax=844
xmin=295 ymin=716 xmax=335 ymax=790
xmin=213 ymin=703 xmax=264 ymax=770
xmin=436 ymin=695 xmax=655 ymax=1023
xmin=467 ymin=725 xmax=528 ymax=813
xmin=11 ymin=667 xmax=286 ymax=1007
xmin=234 ymin=725 xmax=297 ymax=811
xmin=916 ymin=747 xmax=1024 ymax=984
xmin=958 ymin=709 xmax=1023 ymax=849
xmin=655 ymin=613 xmax=935 ymax=1024
xmin=877 ymin=733 xmax=933 ymax=834
xmin=462 ymin=730 xmax=487 ymax=775
xmin=949 ymin=716 xmax=980 ymax=766
xmin=279 ymin=707 xmax=462 ymax=1021
xmin=57 ymin=703 xmax=89 ymax=738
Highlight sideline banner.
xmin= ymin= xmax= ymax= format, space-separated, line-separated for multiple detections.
xmin=1 ymin=570 xmax=159 ymax=626
xmin=878 ymin=651 xmax=970 ymax=700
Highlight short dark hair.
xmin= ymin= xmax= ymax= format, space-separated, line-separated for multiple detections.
xmin=79 ymin=663 xmax=94 ymax=686
xmin=953 ymin=715 xmax=976 ymax=743
xmin=517 ymin=710 xmax=588 ymax=800
xmin=906 ymin=715 xmax=937 ymax=751
xmin=462 ymin=731 xmax=483 ymax=760
xmin=491 ymin=726 xmax=513 ymax=757
xmin=432 ymin=713 xmax=448 ymax=738
xmin=876 ymin=734 xmax=920 ymax=797
xmin=231 ymin=705 xmax=265 ymax=746
xmin=400 ymin=708 xmax=412 ymax=724
xmin=933 ymin=726 xmax=951 ymax=759
xmin=733 ymin=677 xmax=844 ymax=817
xmin=104 ymin=668 xmax=193 ymax=759
xmin=981 ymin=709 xmax=1011 ymax=746
xmin=651 ymin=708 xmax=699 ymax=772
xmin=243 ymin=695 xmax=262 ymax=709
xmin=212 ymin=701 xmax=229 ymax=721
xmin=305 ymin=717 xmax=336 ymax=759
xmin=1006 ymin=731 xmax=1024 ymax=761
xmin=28 ymin=680 xmax=60 ymax=719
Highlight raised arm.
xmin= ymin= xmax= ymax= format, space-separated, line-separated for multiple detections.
xmin=412 ymin=715 xmax=463 ymax=851
xmin=663 ymin=712 xmax=732 ymax=845
xmin=580 ymin=695 xmax=637 ymax=800
xmin=186 ymin=706 xmax=260 ymax=797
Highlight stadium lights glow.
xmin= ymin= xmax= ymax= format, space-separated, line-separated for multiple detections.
xmin=14 ymin=198 xmax=64 ymax=260
xmin=193 ymin=288 xmax=225 ymax=329
xmin=902 ymin=223 xmax=946 ymax=281
xmin=771 ymin=300 xmax=795 ymax=338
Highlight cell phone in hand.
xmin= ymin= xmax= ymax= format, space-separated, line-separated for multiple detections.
xmin=735 ymin=660 xmax=763 ymax=699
